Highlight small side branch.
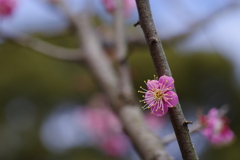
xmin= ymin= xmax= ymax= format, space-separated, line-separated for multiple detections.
xmin=134 ymin=20 xmax=140 ymax=27
xmin=165 ymin=1 xmax=240 ymax=42
xmin=184 ymin=121 xmax=193 ymax=125
xmin=163 ymin=122 xmax=203 ymax=145
xmin=13 ymin=34 xmax=82 ymax=61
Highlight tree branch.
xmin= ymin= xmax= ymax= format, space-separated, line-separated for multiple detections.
xmin=114 ymin=0 xmax=126 ymax=62
xmin=73 ymin=14 xmax=119 ymax=98
xmin=74 ymin=13 xmax=173 ymax=160
xmin=113 ymin=0 xmax=133 ymax=99
xmin=118 ymin=105 xmax=173 ymax=160
xmin=13 ymin=34 xmax=82 ymax=61
xmin=135 ymin=0 xmax=199 ymax=159
xmin=113 ymin=3 xmax=172 ymax=159
xmin=56 ymin=0 xmax=174 ymax=155
xmin=163 ymin=122 xmax=203 ymax=145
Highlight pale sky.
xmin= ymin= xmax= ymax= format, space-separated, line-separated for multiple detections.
xmin=1 ymin=0 xmax=240 ymax=80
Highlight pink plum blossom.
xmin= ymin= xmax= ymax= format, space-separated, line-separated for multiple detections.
xmin=101 ymin=0 xmax=136 ymax=16
xmin=100 ymin=135 xmax=128 ymax=157
xmin=139 ymin=75 xmax=179 ymax=116
xmin=0 ymin=0 xmax=16 ymax=18
xmin=82 ymin=107 xmax=129 ymax=157
xmin=80 ymin=106 xmax=165 ymax=156
xmin=83 ymin=108 xmax=122 ymax=139
xmin=76 ymin=94 xmax=166 ymax=156
xmin=102 ymin=0 xmax=115 ymax=13
xmin=200 ymin=108 xmax=235 ymax=146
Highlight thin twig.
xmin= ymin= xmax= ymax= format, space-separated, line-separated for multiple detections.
xmin=135 ymin=0 xmax=199 ymax=159
xmin=114 ymin=0 xmax=133 ymax=98
xmin=163 ymin=122 xmax=203 ymax=145
xmin=114 ymin=0 xmax=126 ymax=62
xmin=134 ymin=21 xmax=140 ymax=27
xmin=166 ymin=0 xmax=240 ymax=42
xmin=13 ymin=34 xmax=81 ymax=61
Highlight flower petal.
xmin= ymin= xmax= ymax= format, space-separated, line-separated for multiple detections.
xmin=163 ymin=91 xmax=178 ymax=107
xmin=151 ymin=103 xmax=168 ymax=116
xmin=208 ymin=108 xmax=218 ymax=118
xmin=144 ymin=91 xmax=154 ymax=105
xmin=146 ymin=80 xmax=159 ymax=90
xmin=158 ymin=75 xmax=175 ymax=92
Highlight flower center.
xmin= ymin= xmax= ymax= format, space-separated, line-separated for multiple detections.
xmin=153 ymin=89 xmax=163 ymax=100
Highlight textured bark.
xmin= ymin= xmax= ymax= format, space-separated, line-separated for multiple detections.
xmin=135 ymin=0 xmax=199 ymax=160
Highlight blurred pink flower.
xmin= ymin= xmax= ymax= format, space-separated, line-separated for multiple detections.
xmin=101 ymin=0 xmax=136 ymax=16
xmin=82 ymin=107 xmax=129 ymax=157
xmin=102 ymin=0 xmax=115 ymax=13
xmin=0 ymin=0 xmax=16 ymax=18
xmin=83 ymin=108 xmax=122 ymax=139
xmin=80 ymin=105 xmax=165 ymax=157
xmin=201 ymin=108 xmax=235 ymax=146
xmin=100 ymin=135 xmax=128 ymax=157
xmin=139 ymin=75 xmax=178 ymax=116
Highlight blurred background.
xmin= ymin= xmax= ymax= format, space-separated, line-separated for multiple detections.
xmin=0 ymin=0 xmax=240 ymax=160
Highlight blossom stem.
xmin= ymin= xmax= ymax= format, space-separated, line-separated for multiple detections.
xmin=135 ymin=0 xmax=199 ymax=159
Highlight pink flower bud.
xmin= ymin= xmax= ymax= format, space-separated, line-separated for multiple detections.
xmin=81 ymin=105 xmax=165 ymax=156
xmin=101 ymin=0 xmax=136 ymax=17
xmin=100 ymin=135 xmax=128 ymax=157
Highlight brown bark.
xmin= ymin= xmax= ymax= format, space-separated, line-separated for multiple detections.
xmin=135 ymin=0 xmax=199 ymax=159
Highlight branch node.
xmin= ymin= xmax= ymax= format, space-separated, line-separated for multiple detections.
xmin=134 ymin=20 xmax=140 ymax=27
xmin=184 ymin=121 xmax=193 ymax=125
xmin=149 ymin=37 xmax=158 ymax=44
